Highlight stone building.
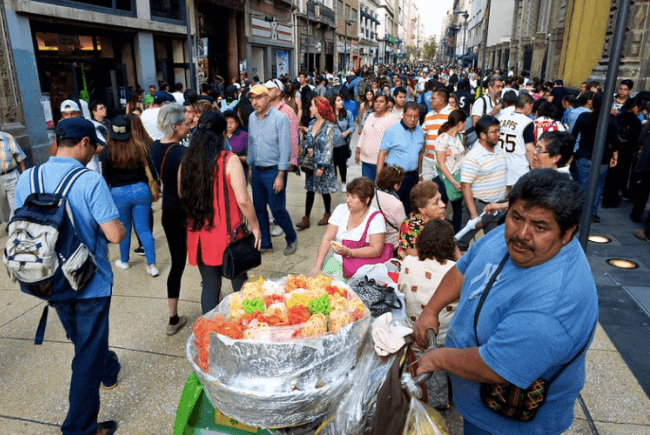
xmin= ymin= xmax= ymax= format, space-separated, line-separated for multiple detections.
xmin=297 ymin=0 xmax=336 ymax=74
xmin=376 ymin=0 xmax=398 ymax=64
xmin=334 ymin=0 xmax=360 ymax=71
xmin=358 ymin=0 xmax=379 ymax=67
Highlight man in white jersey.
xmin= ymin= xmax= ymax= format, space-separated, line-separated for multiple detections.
xmin=498 ymin=93 xmax=535 ymax=187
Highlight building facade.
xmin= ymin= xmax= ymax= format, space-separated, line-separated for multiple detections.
xmin=298 ymin=0 xmax=337 ymax=74
xmin=358 ymin=0 xmax=379 ymax=67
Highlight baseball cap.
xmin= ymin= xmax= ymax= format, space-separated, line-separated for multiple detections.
xmin=60 ymin=99 xmax=81 ymax=113
xmin=264 ymin=79 xmax=285 ymax=92
xmin=109 ymin=115 xmax=132 ymax=141
xmin=246 ymin=84 xmax=269 ymax=98
xmin=56 ymin=118 xmax=106 ymax=146
xmin=317 ymin=74 xmax=327 ymax=83
xmin=154 ymin=91 xmax=175 ymax=105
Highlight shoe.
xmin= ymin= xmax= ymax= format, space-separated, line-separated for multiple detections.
xmin=166 ymin=315 xmax=188 ymax=336
xmin=296 ymin=216 xmax=310 ymax=230
xmin=317 ymin=213 xmax=331 ymax=226
xmin=96 ymin=420 xmax=118 ymax=435
xmin=591 ymin=215 xmax=601 ymax=223
xmin=271 ymin=225 xmax=284 ymax=237
xmin=284 ymin=241 xmax=297 ymax=256
xmin=634 ymin=228 xmax=650 ymax=242
xmin=147 ymin=265 xmax=160 ymax=277
xmin=133 ymin=246 xmax=145 ymax=256
xmin=102 ymin=381 xmax=118 ymax=390
xmin=341 ymin=184 xmax=347 ymax=193
xmin=260 ymin=247 xmax=273 ymax=254
xmin=114 ymin=260 xmax=130 ymax=270
xmin=102 ymin=350 xmax=119 ymax=390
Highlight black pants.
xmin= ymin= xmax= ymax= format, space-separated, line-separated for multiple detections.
xmin=333 ymin=146 xmax=350 ymax=184
xmin=161 ymin=212 xmax=186 ymax=300
xmin=197 ymin=246 xmax=247 ymax=314
xmin=450 ymin=198 xmax=463 ymax=234
xmin=397 ymin=171 xmax=419 ymax=215
xmin=631 ymin=170 xmax=650 ymax=226
xmin=305 ymin=191 xmax=331 ymax=218
xmin=603 ymin=146 xmax=636 ymax=207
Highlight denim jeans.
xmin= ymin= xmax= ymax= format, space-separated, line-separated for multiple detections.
xmin=361 ymin=162 xmax=377 ymax=183
xmin=111 ymin=182 xmax=156 ymax=264
xmin=52 ymin=297 xmax=120 ymax=435
xmin=396 ymin=171 xmax=419 ymax=215
xmin=251 ymin=166 xmax=297 ymax=250
xmin=572 ymin=157 xmax=608 ymax=216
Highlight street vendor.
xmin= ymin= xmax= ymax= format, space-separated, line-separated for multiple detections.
xmin=414 ymin=169 xmax=598 ymax=435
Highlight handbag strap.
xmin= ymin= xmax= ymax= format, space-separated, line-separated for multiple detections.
xmin=221 ymin=152 xmax=233 ymax=243
xmin=160 ymin=142 xmax=177 ymax=181
xmin=375 ymin=189 xmax=399 ymax=231
xmin=359 ymin=210 xmax=383 ymax=242
xmin=473 ymin=252 xmax=597 ymax=384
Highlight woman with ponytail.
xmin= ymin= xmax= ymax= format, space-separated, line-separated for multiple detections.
xmin=179 ymin=112 xmax=261 ymax=314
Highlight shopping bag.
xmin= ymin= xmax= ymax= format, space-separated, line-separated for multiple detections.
xmin=401 ymin=397 xmax=449 ymax=435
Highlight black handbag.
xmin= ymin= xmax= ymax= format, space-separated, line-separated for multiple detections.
xmin=220 ymin=153 xmax=261 ymax=280
xmin=300 ymin=147 xmax=314 ymax=175
xmin=475 ymin=254 xmax=596 ymax=422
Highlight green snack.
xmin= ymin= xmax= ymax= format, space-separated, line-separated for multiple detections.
xmin=309 ymin=294 xmax=332 ymax=316
xmin=243 ymin=298 xmax=265 ymax=314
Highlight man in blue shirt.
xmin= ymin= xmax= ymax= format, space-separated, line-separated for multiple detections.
xmin=246 ymin=85 xmax=297 ymax=255
xmin=414 ymin=169 xmax=598 ymax=435
xmin=377 ymin=102 xmax=424 ymax=214
xmin=15 ymin=118 xmax=126 ymax=435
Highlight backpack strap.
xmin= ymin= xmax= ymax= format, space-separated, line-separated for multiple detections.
xmin=55 ymin=167 xmax=90 ymax=197
xmin=30 ymin=165 xmax=44 ymax=194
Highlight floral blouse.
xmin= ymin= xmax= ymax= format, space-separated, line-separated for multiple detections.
xmin=433 ymin=132 xmax=465 ymax=176
xmin=398 ymin=212 xmax=425 ymax=259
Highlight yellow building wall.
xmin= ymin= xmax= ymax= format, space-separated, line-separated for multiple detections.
xmin=559 ymin=0 xmax=611 ymax=88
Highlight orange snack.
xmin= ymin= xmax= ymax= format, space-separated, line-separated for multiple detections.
xmin=239 ymin=310 xmax=265 ymax=327
xmin=326 ymin=285 xmax=348 ymax=298
xmin=288 ymin=304 xmax=311 ymax=325
xmin=193 ymin=315 xmax=244 ymax=371
xmin=286 ymin=274 xmax=307 ymax=292
xmin=264 ymin=294 xmax=285 ymax=307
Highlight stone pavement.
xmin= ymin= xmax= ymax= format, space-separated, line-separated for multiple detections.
xmin=1 ymin=137 xmax=650 ymax=434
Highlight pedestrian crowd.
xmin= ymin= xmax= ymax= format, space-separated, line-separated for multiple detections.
xmin=3 ymin=61 xmax=650 ymax=435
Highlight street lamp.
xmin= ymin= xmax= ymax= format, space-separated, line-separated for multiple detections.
xmin=344 ymin=19 xmax=356 ymax=72
xmin=306 ymin=0 xmax=323 ymax=74
xmin=453 ymin=9 xmax=469 ymax=61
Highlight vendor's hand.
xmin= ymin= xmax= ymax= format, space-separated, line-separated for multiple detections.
xmin=315 ymin=168 xmax=324 ymax=178
xmin=413 ymin=312 xmax=440 ymax=349
xmin=415 ymin=349 xmax=444 ymax=375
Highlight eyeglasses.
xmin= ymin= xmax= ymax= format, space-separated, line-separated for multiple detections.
xmin=534 ymin=142 xmax=549 ymax=154
xmin=487 ymin=129 xmax=500 ymax=135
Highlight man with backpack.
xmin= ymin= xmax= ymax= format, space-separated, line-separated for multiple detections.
xmin=13 ymin=118 xmax=126 ymax=435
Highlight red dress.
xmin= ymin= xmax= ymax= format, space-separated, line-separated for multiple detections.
xmin=187 ymin=152 xmax=243 ymax=266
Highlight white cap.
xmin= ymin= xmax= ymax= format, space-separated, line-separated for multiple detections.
xmin=60 ymin=99 xmax=81 ymax=113
xmin=264 ymin=79 xmax=285 ymax=92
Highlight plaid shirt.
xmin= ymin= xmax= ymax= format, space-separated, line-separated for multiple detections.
xmin=0 ymin=132 xmax=26 ymax=172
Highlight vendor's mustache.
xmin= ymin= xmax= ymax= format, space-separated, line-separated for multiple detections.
xmin=508 ymin=236 xmax=534 ymax=252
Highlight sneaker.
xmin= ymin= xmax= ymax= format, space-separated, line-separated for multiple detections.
xmin=271 ymin=225 xmax=284 ymax=237
xmin=102 ymin=350 xmax=119 ymax=390
xmin=96 ymin=420 xmax=118 ymax=435
xmin=167 ymin=315 xmax=188 ymax=336
xmin=284 ymin=241 xmax=297 ymax=256
xmin=133 ymin=246 xmax=145 ymax=256
xmin=341 ymin=184 xmax=347 ymax=193
xmin=147 ymin=265 xmax=160 ymax=277
xmin=634 ymin=228 xmax=650 ymax=242
xmin=114 ymin=260 xmax=130 ymax=270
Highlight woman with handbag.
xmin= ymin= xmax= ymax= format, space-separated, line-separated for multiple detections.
xmin=328 ymin=93 xmax=355 ymax=193
xmin=433 ymin=109 xmax=468 ymax=233
xmin=295 ymin=97 xmax=340 ymax=230
xmin=98 ymin=115 xmax=159 ymax=277
xmin=371 ymin=165 xmax=406 ymax=247
xmin=310 ymin=177 xmax=388 ymax=280
xmin=179 ymin=112 xmax=261 ymax=314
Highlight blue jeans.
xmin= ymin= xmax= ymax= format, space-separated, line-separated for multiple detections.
xmin=52 ymin=297 xmax=120 ymax=435
xmin=111 ymin=182 xmax=156 ymax=264
xmin=463 ymin=419 xmax=494 ymax=435
xmin=572 ymin=157 xmax=608 ymax=216
xmin=251 ymin=166 xmax=297 ymax=250
xmin=361 ymin=162 xmax=377 ymax=183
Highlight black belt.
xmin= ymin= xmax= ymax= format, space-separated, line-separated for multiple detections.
xmin=255 ymin=165 xmax=278 ymax=171
xmin=405 ymin=170 xmax=418 ymax=176
xmin=0 ymin=166 xmax=17 ymax=175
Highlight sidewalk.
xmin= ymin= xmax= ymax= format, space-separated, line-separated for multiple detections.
xmin=1 ymin=149 xmax=649 ymax=434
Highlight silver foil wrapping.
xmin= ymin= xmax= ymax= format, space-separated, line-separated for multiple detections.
xmin=187 ymin=288 xmax=371 ymax=428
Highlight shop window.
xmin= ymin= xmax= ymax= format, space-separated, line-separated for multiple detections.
xmin=150 ymin=0 xmax=185 ymax=22
xmin=32 ymin=0 xmax=133 ymax=15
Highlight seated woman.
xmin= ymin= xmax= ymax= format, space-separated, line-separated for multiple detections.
xmin=371 ymin=165 xmax=406 ymax=248
xmin=397 ymin=181 xmax=448 ymax=259
xmin=310 ymin=177 xmax=387 ymax=280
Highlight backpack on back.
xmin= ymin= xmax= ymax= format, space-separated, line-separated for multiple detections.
xmin=3 ymin=166 xmax=98 ymax=344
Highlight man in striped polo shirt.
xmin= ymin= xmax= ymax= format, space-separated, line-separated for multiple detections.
xmin=458 ymin=115 xmax=507 ymax=251
xmin=421 ymin=89 xmax=453 ymax=188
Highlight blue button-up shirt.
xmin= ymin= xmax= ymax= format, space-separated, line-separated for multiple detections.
xmin=380 ymin=121 xmax=425 ymax=172
xmin=247 ymin=106 xmax=291 ymax=171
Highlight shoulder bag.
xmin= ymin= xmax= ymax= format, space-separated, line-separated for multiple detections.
xmin=144 ymin=151 xmax=161 ymax=202
xmin=475 ymin=254 xmax=596 ymax=422
xmin=220 ymin=153 xmax=261 ymax=280
xmin=342 ymin=211 xmax=394 ymax=278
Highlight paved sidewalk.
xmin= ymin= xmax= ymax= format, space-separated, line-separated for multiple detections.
xmin=1 ymin=143 xmax=650 ymax=433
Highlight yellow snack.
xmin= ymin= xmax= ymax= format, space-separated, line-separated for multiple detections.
xmin=329 ymin=310 xmax=353 ymax=333
xmin=227 ymin=308 xmax=245 ymax=323
xmin=242 ymin=280 xmax=264 ymax=301
xmin=286 ymin=293 xmax=311 ymax=309
xmin=301 ymin=313 xmax=328 ymax=337
xmin=328 ymin=294 xmax=348 ymax=312
xmin=348 ymin=297 xmax=366 ymax=313
xmin=229 ymin=294 xmax=243 ymax=310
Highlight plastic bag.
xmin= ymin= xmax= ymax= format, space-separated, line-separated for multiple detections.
xmin=401 ymin=398 xmax=449 ymax=435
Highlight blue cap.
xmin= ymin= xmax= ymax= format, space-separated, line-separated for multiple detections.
xmin=56 ymin=118 xmax=106 ymax=146
xmin=154 ymin=91 xmax=175 ymax=105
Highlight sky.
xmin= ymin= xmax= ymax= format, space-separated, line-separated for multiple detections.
xmin=417 ymin=0 xmax=454 ymax=40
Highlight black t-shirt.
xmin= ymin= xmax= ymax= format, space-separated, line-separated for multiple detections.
xmin=454 ymin=90 xmax=475 ymax=116
xmin=572 ymin=112 xmax=617 ymax=164
xmin=98 ymin=147 xmax=148 ymax=188
xmin=150 ymin=140 xmax=187 ymax=213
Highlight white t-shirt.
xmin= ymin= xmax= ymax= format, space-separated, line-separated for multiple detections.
xmin=471 ymin=95 xmax=500 ymax=119
xmin=172 ymin=92 xmax=185 ymax=104
xmin=329 ymin=204 xmax=387 ymax=262
xmin=141 ymin=107 xmax=164 ymax=141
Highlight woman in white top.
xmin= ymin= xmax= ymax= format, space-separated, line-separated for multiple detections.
xmin=310 ymin=177 xmax=387 ymax=279
xmin=434 ymin=109 xmax=467 ymax=233
xmin=371 ymin=165 xmax=406 ymax=247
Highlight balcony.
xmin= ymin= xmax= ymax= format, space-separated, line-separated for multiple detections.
xmin=307 ymin=2 xmax=336 ymax=28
